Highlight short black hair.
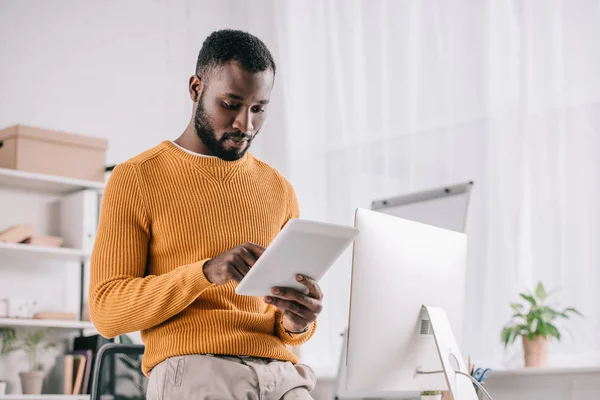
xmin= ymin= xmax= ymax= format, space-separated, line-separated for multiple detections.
xmin=196 ymin=29 xmax=276 ymax=81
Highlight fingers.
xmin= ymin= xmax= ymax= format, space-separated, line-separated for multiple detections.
xmin=295 ymin=275 xmax=323 ymax=300
xmin=204 ymin=242 xmax=266 ymax=285
xmin=241 ymin=242 xmax=265 ymax=258
xmin=236 ymin=246 xmax=258 ymax=267
xmin=268 ymin=286 xmax=323 ymax=314
xmin=227 ymin=244 xmax=262 ymax=282
xmin=228 ymin=263 xmax=245 ymax=282
xmin=264 ymin=296 xmax=317 ymax=322
xmin=229 ymin=255 xmax=250 ymax=281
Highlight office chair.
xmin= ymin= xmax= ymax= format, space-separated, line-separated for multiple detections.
xmin=90 ymin=343 xmax=146 ymax=400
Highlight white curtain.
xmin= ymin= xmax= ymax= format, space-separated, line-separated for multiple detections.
xmin=247 ymin=0 xmax=600 ymax=374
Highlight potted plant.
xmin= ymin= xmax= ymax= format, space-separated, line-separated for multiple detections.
xmin=420 ymin=390 xmax=442 ymax=400
xmin=0 ymin=328 xmax=55 ymax=394
xmin=501 ymin=281 xmax=583 ymax=368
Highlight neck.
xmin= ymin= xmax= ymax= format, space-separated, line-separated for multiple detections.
xmin=175 ymin=122 xmax=213 ymax=155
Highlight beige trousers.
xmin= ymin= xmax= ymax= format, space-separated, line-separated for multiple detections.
xmin=146 ymin=354 xmax=317 ymax=400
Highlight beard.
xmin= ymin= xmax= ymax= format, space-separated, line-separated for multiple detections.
xmin=194 ymin=94 xmax=256 ymax=161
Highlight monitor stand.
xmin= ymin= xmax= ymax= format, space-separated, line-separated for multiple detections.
xmin=334 ymin=306 xmax=480 ymax=400
xmin=334 ymin=331 xmax=419 ymax=400
xmin=418 ymin=305 xmax=479 ymax=400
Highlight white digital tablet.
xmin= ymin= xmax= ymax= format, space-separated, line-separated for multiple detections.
xmin=235 ymin=218 xmax=360 ymax=297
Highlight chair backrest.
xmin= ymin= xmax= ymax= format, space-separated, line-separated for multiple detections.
xmin=90 ymin=343 xmax=146 ymax=400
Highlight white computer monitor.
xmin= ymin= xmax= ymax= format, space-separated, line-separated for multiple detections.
xmin=343 ymin=208 xmax=477 ymax=399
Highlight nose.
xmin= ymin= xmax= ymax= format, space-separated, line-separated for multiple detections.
xmin=232 ymin=109 xmax=254 ymax=134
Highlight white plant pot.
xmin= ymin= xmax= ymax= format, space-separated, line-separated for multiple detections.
xmin=19 ymin=370 xmax=45 ymax=395
xmin=0 ymin=381 xmax=7 ymax=395
xmin=421 ymin=396 xmax=442 ymax=400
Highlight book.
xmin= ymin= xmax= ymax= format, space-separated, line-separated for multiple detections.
xmin=44 ymin=350 xmax=94 ymax=395
xmin=0 ymin=224 xmax=34 ymax=243
xmin=73 ymin=335 xmax=113 ymax=394
xmin=33 ymin=312 xmax=78 ymax=320
xmin=63 ymin=355 xmax=74 ymax=395
xmin=70 ymin=349 xmax=93 ymax=394
xmin=21 ymin=235 xmax=64 ymax=247
xmin=71 ymin=353 xmax=86 ymax=395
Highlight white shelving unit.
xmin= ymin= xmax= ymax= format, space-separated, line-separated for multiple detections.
xmin=0 ymin=395 xmax=89 ymax=400
xmin=0 ymin=242 xmax=90 ymax=262
xmin=0 ymin=318 xmax=95 ymax=330
xmin=0 ymin=168 xmax=104 ymax=194
xmin=0 ymin=167 xmax=104 ymax=396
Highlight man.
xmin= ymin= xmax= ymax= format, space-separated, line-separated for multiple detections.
xmin=89 ymin=29 xmax=322 ymax=399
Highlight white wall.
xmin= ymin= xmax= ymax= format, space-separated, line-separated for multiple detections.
xmin=0 ymin=0 xmax=286 ymax=169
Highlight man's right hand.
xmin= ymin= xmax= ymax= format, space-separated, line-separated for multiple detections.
xmin=203 ymin=242 xmax=265 ymax=285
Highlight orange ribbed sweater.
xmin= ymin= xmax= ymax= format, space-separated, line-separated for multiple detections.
xmin=89 ymin=141 xmax=316 ymax=376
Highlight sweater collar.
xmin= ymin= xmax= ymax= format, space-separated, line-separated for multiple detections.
xmin=161 ymin=140 xmax=251 ymax=169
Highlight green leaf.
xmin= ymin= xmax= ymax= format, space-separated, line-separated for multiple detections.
xmin=535 ymin=282 xmax=547 ymax=301
xmin=538 ymin=321 xmax=549 ymax=337
xmin=502 ymin=324 xmax=527 ymax=346
xmin=44 ymin=343 xmax=57 ymax=350
xmin=526 ymin=308 xmax=539 ymax=326
xmin=514 ymin=324 xmax=528 ymax=337
xmin=531 ymin=319 xmax=539 ymax=335
xmin=546 ymin=323 xmax=561 ymax=341
xmin=514 ymin=326 xmax=529 ymax=343
xmin=559 ymin=312 xmax=570 ymax=319
xmin=501 ymin=327 xmax=512 ymax=347
xmin=564 ymin=307 xmax=584 ymax=317
xmin=511 ymin=303 xmax=524 ymax=313
xmin=541 ymin=308 xmax=558 ymax=322
xmin=0 ymin=328 xmax=18 ymax=354
xmin=520 ymin=293 xmax=537 ymax=306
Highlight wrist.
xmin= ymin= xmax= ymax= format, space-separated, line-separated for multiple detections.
xmin=284 ymin=322 xmax=310 ymax=335
xmin=202 ymin=259 xmax=214 ymax=283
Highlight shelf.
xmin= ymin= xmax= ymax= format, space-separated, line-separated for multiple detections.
xmin=0 ymin=242 xmax=90 ymax=262
xmin=0 ymin=168 xmax=104 ymax=194
xmin=0 ymin=318 xmax=95 ymax=331
xmin=0 ymin=396 xmax=89 ymax=400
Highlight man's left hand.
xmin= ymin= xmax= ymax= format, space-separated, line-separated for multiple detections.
xmin=264 ymin=274 xmax=323 ymax=333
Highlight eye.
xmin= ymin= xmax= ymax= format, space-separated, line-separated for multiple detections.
xmin=251 ymin=106 xmax=266 ymax=114
xmin=221 ymin=102 xmax=241 ymax=110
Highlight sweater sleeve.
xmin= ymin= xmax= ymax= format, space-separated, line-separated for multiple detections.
xmin=281 ymin=177 xmax=300 ymax=228
xmin=89 ymin=163 xmax=213 ymax=338
xmin=275 ymin=310 xmax=317 ymax=346
xmin=274 ymin=177 xmax=318 ymax=345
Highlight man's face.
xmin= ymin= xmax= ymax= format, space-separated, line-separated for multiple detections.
xmin=193 ymin=62 xmax=273 ymax=161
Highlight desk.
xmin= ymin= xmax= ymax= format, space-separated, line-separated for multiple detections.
xmin=482 ymin=366 xmax=600 ymax=400
xmin=313 ymin=366 xmax=600 ymax=400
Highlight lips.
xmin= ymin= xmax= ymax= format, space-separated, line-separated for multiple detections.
xmin=226 ymin=138 xmax=247 ymax=149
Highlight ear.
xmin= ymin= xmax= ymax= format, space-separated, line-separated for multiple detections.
xmin=188 ymin=75 xmax=204 ymax=103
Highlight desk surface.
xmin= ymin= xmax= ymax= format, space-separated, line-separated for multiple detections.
xmin=489 ymin=365 xmax=600 ymax=378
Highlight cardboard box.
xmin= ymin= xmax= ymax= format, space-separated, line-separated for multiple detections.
xmin=0 ymin=124 xmax=108 ymax=182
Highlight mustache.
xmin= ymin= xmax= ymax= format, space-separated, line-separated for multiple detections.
xmin=221 ymin=132 xmax=254 ymax=142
